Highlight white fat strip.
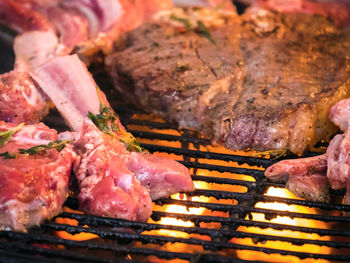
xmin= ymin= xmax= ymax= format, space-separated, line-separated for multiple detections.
xmin=30 ymin=55 xmax=100 ymax=132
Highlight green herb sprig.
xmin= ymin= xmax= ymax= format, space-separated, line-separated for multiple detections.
xmin=170 ymin=15 xmax=216 ymax=45
xmin=0 ymin=140 xmax=71 ymax=159
xmin=196 ymin=21 xmax=216 ymax=45
xmin=18 ymin=140 xmax=71 ymax=155
xmin=0 ymin=123 xmax=24 ymax=147
xmin=87 ymin=105 xmax=118 ymax=136
xmin=170 ymin=14 xmax=192 ymax=31
xmin=87 ymin=104 xmax=144 ymax=153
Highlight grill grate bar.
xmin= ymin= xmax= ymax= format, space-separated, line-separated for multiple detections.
xmin=0 ymin=240 xmax=121 ymax=263
xmin=142 ymin=144 xmax=273 ymax=168
xmin=131 ymin=130 xmax=211 ymax=145
xmin=179 ymin=161 xmax=265 ymax=179
xmin=152 ymin=211 xmax=350 ymax=237
xmin=191 ymin=174 xmax=260 ymax=188
xmin=52 ymin=212 xmax=350 ymax=249
xmin=163 ymin=192 xmax=350 ymax=211
xmin=3 ymin=227 xmax=350 ymax=262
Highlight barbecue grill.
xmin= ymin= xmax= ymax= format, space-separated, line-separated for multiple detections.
xmin=1 ymin=12 xmax=350 ymax=263
xmin=1 ymin=84 xmax=350 ymax=262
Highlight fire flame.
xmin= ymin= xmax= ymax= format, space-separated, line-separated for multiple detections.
xmin=233 ymin=187 xmax=331 ymax=263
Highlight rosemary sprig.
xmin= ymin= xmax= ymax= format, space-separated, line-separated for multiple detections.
xmin=87 ymin=104 xmax=144 ymax=152
xmin=0 ymin=123 xmax=24 ymax=147
xmin=0 ymin=152 xmax=17 ymax=159
xmin=18 ymin=140 xmax=71 ymax=155
xmin=0 ymin=140 xmax=71 ymax=159
xmin=87 ymin=105 xmax=117 ymax=136
xmin=170 ymin=14 xmax=192 ymax=31
xmin=196 ymin=21 xmax=216 ymax=45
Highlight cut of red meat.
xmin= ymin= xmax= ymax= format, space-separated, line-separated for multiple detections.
xmin=0 ymin=121 xmax=76 ymax=232
xmin=32 ymin=54 xmax=193 ymax=221
xmin=0 ymin=70 xmax=50 ymax=124
xmin=73 ymin=119 xmax=152 ymax=222
xmin=128 ymin=151 xmax=194 ymax=200
xmin=250 ymin=0 xmax=350 ymax=28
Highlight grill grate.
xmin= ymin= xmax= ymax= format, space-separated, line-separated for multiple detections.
xmin=0 ymin=101 xmax=350 ymax=263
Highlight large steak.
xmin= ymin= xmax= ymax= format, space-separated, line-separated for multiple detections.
xmin=107 ymin=8 xmax=350 ymax=155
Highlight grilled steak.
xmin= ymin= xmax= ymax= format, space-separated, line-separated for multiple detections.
xmin=0 ymin=121 xmax=76 ymax=232
xmin=107 ymin=8 xmax=350 ymax=155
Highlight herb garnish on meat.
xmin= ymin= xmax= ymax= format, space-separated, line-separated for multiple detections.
xmin=170 ymin=14 xmax=192 ymax=31
xmin=88 ymin=103 xmax=144 ymax=152
xmin=18 ymin=140 xmax=71 ymax=155
xmin=196 ymin=21 xmax=216 ymax=45
xmin=0 ymin=123 xmax=24 ymax=147
xmin=0 ymin=140 xmax=71 ymax=159
xmin=170 ymin=15 xmax=216 ymax=45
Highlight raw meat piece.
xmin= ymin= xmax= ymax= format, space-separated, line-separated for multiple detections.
xmin=128 ymin=151 xmax=194 ymax=200
xmin=73 ymin=119 xmax=152 ymax=222
xmin=265 ymin=97 xmax=350 ymax=203
xmin=249 ymin=0 xmax=350 ymax=28
xmin=265 ymin=155 xmax=329 ymax=202
xmin=0 ymin=70 xmax=50 ymax=124
xmin=0 ymin=0 xmax=173 ymax=55
xmin=0 ymin=121 xmax=76 ymax=232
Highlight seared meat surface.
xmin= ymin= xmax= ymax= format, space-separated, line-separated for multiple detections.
xmin=107 ymin=8 xmax=245 ymax=147
xmin=107 ymin=8 xmax=350 ymax=155
xmin=230 ymin=10 xmax=350 ymax=154
xmin=0 ymin=121 xmax=76 ymax=232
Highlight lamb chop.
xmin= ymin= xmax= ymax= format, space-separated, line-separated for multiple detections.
xmin=29 ymin=54 xmax=194 ymax=221
xmin=0 ymin=121 xmax=76 ymax=232
xmin=106 ymin=7 xmax=350 ymax=155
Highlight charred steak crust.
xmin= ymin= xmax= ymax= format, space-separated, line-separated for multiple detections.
xmin=107 ymin=8 xmax=350 ymax=155
xmin=107 ymin=8 xmax=245 ymax=142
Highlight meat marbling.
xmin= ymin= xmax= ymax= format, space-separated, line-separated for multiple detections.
xmin=107 ymin=7 xmax=350 ymax=155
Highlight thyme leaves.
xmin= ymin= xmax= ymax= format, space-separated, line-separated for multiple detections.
xmin=0 ymin=140 xmax=71 ymax=159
